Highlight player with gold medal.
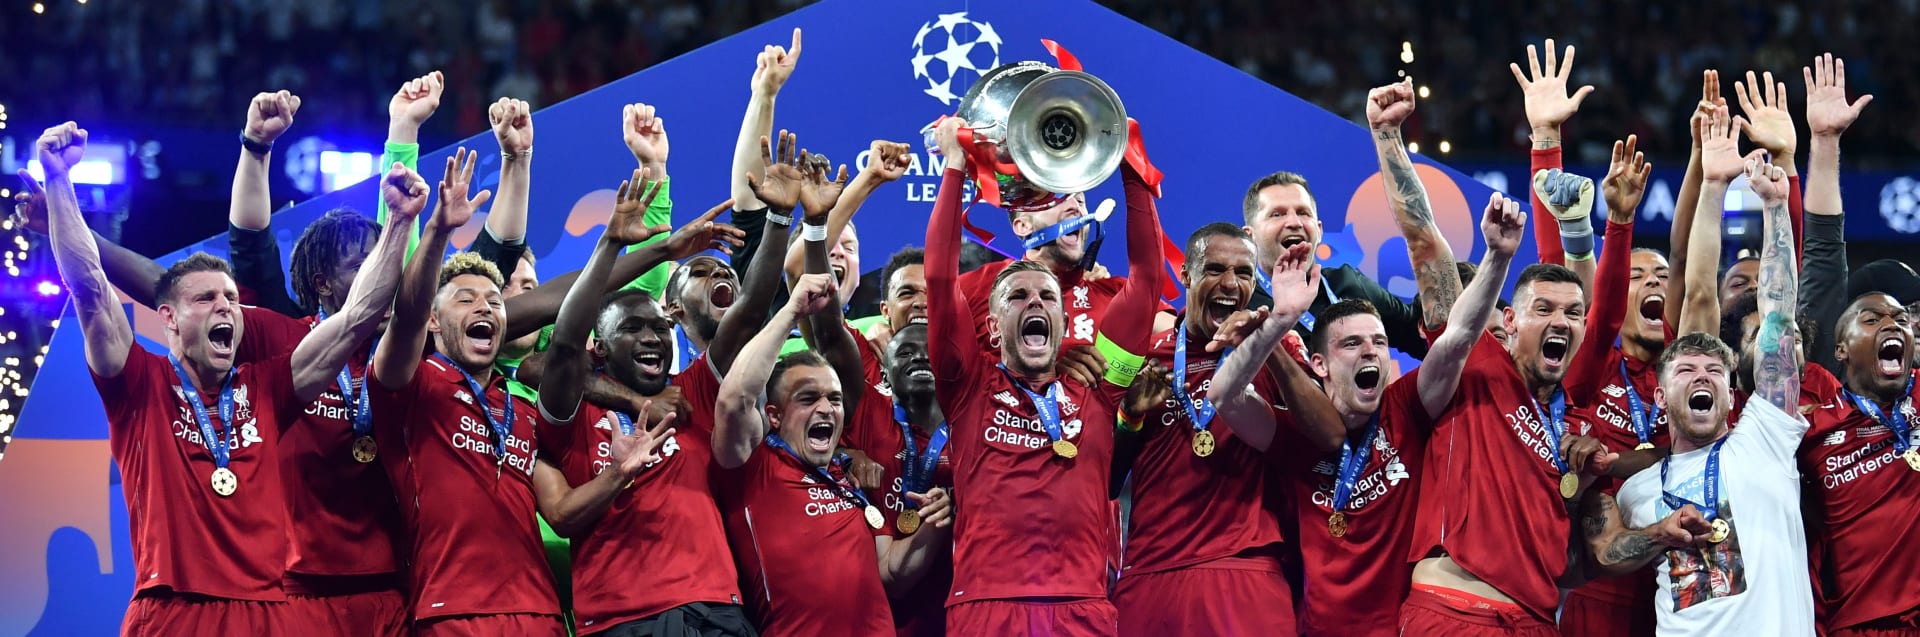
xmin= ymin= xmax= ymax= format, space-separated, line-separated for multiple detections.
xmin=892 ymin=404 xmax=950 ymax=535
xmin=1325 ymin=412 xmax=1380 ymax=539
xmin=1841 ymin=378 xmax=1919 ymax=473
xmin=1000 ymin=364 xmax=1079 ymax=459
xmin=1660 ymin=436 xmax=1731 ymax=543
xmin=1172 ymin=321 xmax=1230 ymax=457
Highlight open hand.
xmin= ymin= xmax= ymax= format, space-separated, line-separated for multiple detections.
xmin=1269 ymin=242 xmax=1321 ymax=325
xmin=1689 ymin=70 xmax=1726 ymax=151
xmin=245 ymin=90 xmax=301 ymax=146
xmin=797 ymin=151 xmax=849 ymax=223
xmin=622 ymin=103 xmax=669 ymax=168
xmin=490 ymin=97 xmax=534 ymax=155
xmin=1600 ymin=135 xmax=1653 ymax=218
xmin=746 ymin=130 xmax=805 ymax=212
xmin=431 ymin=147 xmax=492 ymax=232
xmin=1803 ymin=53 xmax=1872 ymax=139
xmin=610 ymin=400 xmax=677 ymax=479
xmin=663 ymin=199 xmax=747 ymax=259
xmin=1734 ymin=70 xmax=1795 ymax=159
xmin=1481 ymin=192 xmax=1526 ymax=258
xmin=1699 ymin=106 xmax=1747 ymax=183
xmin=379 ymin=162 xmax=430 ymax=224
xmin=1510 ymin=39 xmax=1594 ymax=131
xmin=605 ymin=168 xmax=667 ymax=245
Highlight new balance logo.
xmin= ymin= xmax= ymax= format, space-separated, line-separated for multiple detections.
xmin=993 ymin=391 xmax=1020 ymax=408
xmin=1822 ymin=430 xmax=1849 ymax=446
xmin=1603 ymin=385 xmax=1626 ymax=398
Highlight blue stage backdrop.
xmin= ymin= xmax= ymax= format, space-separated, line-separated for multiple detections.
xmin=1 ymin=0 xmax=1529 ymax=633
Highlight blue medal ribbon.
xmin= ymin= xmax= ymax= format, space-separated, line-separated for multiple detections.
xmin=1842 ymin=375 xmax=1916 ymax=453
xmin=1659 ymin=437 xmax=1728 ymax=522
xmin=1173 ymin=321 xmax=1231 ymax=433
xmin=1330 ymin=414 xmax=1381 ymax=513
xmin=1529 ymin=388 xmax=1571 ymax=474
xmin=763 ymin=433 xmax=874 ymax=510
xmin=1619 ymin=361 xmax=1660 ymax=448
xmin=170 ymin=355 xmax=238 ymax=469
xmin=435 ymin=353 xmax=514 ymax=465
xmin=894 ymin=404 xmax=950 ymax=505
xmin=315 ymin=308 xmax=378 ymax=437
xmin=1255 ymin=268 xmax=1337 ymax=332
xmin=998 ymin=364 xmax=1067 ymax=445
xmin=611 ymin=411 xmax=636 ymax=436
xmin=1020 ymin=212 xmax=1102 ymax=252
xmin=674 ymin=326 xmax=701 ymax=374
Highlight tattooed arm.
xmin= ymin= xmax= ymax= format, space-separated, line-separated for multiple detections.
xmin=1748 ymin=157 xmax=1803 ymax=412
xmin=1583 ymin=492 xmax=1712 ymax=577
xmin=1365 ymin=80 xmax=1460 ymax=329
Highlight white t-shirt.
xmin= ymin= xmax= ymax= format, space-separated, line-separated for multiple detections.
xmin=1618 ymin=397 xmax=1816 ymax=636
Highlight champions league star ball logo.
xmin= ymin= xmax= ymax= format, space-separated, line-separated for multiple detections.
xmin=911 ymin=12 xmax=1003 ymax=105
xmin=1880 ymin=176 xmax=1920 ymax=234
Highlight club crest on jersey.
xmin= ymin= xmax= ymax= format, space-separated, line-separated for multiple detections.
xmin=232 ymin=384 xmax=252 ymax=421
xmin=1072 ymin=286 xmax=1091 ymax=309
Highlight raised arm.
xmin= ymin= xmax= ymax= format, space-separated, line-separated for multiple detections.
xmin=1091 ymin=129 xmax=1171 ymax=387
xmin=730 ymin=28 xmax=799 ymax=211
xmin=371 ymin=149 xmax=475 ymax=391
xmin=925 ymin=120 xmax=974 ymax=385
xmin=1735 ymin=69 xmax=1803 ymax=257
xmin=1420 ymin=194 xmax=1524 ymax=417
xmin=11 ymin=178 xmax=165 ymax=310
xmin=826 ymin=140 xmax=911 ymax=251
xmin=483 ymin=98 xmax=534 ymax=275
xmin=712 ymin=274 xmax=835 ymax=469
xmin=1679 ymin=107 xmax=1745 ymax=336
xmin=1800 ymin=53 xmax=1872 ymax=373
xmin=539 ymin=172 xmax=667 ymax=423
xmin=795 ymin=157 xmax=864 ymax=414
xmin=1511 ymin=39 xmax=1594 ymax=267
xmin=708 ymin=132 xmax=802 ymax=376
xmin=36 ymin=124 xmax=132 ymax=376
xmin=1566 ymin=137 xmax=1652 ymax=401
xmin=1205 ymin=244 xmax=1321 ymax=451
xmin=1747 ymin=155 xmax=1802 ymax=410
xmin=1367 ymin=80 xmax=1459 ymax=328
xmin=1582 ymin=493 xmax=1712 ymax=577
xmin=228 ymin=90 xmax=303 ymax=315
xmin=621 ymin=102 xmax=676 ymax=295
xmin=1666 ymin=71 xmax=1721 ymax=326
xmin=382 ymin=71 xmax=443 ymax=259
xmin=288 ymin=162 xmax=425 ymax=402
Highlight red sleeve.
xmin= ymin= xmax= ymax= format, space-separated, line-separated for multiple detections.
xmin=1788 ymin=174 xmax=1804 ymax=269
xmin=252 ymin=352 xmax=302 ymax=430
xmin=235 ymin=306 xmax=311 ymax=366
xmin=1096 ymin=165 xmax=1168 ymax=354
xmin=92 ymin=342 xmax=161 ymax=426
xmin=959 ymin=270 xmax=997 ymax=355
xmin=1565 ymin=219 xmax=1634 ymax=404
xmin=1530 ymin=146 xmax=1565 ymax=266
xmin=926 ymin=169 xmax=979 ymax=387
xmin=672 ymin=355 xmax=722 ymax=437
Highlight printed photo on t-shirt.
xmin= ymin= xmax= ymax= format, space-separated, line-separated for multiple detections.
xmin=1664 ymin=501 xmax=1747 ymax=610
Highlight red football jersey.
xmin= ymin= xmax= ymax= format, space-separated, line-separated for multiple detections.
xmin=1121 ymin=327 xmax=1290 ymax=576
xmin=235 ymin=308 xmax=402 ymax=578
xmin=957 ymin=261 xmax=1128 ymax=356
xmin=1566 ymin=345 xmax=1667 ymax=610
xmin=371 ymin=356 xmax=559 ymax=621
xmin=1410 ymin=331 xmax=1587 ymax=622
xmin=537 ymin=399 xmax=741 ymax=632
xmin=1285 ymin=370 xmax=1431 ymax=637
xmin=1799 ymin=378 xmax=1920 ymax=630
xmin=716 ymin=442 xmax=892 ymax=637
xmin=1731 ymin=361 xmax=1845 ymax=423
xmin=95 ymin=344 xmax=299 ymax=600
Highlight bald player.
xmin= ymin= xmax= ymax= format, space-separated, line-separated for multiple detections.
xmin=926 ymin=115 xmax=1165 ymax=634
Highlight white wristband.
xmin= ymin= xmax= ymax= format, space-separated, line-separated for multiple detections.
xmin=764 ymin=211 xmax=793 ymax=227
xmin=801 ymin=222 xmax=828 ymax=242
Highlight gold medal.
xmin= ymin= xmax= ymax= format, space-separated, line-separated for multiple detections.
xmin=1328 ymin=512 xmax=1348 ymax=539
xmin=1191 ymin=430 xmax=1216 ymax=457
xmin=897 ymin=509 xmax=921 ymax=535
xmin=210 ymin=467 xmax=239 ymax=497
xmin=351 ymin=436 xmax=378 ymax=463
xmin=1904 ymin=449 xmax=1920 ymax=472
xmin=864 ymin=505 xmax=885 ymax=530
xmin=1708 ymin=518 xmax=1730 ymax=544
xmin=1053 ymin=439 xmax=1079 ymax=459
xmin=1635 ymin=442 xmax=1656 ymax=451
xmin=1560 ymin=473 xmax=1579 ymax=499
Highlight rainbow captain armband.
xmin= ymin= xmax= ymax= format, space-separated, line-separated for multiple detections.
xmin=1096 ymin=332 xmax=1145 ymax=388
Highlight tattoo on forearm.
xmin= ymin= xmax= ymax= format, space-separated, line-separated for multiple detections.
xmin=1582 ymin=493 xmax=1616 ymax=539
xmin=1604 ymin=531 xmax=1660 ymax=566
xmin=1754 ymin=198 xmax=1802 ymax=408
xmin=1416 ymin=260 xmax=1460 ymax=329
xmin=1382 ymin=151 xmax=1436 ymax=228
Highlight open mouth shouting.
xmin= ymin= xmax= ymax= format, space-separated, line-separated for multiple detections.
xmin=1687 ymin=387 xmax=1716 ymax=417
xmin=207 ymin=322 xmax=236 ymax=358
xmin=1877 ymin=332 xmax=1910 ymax=377
xmin=1639 ymin=294 xmax=1665 ymax=329
xmin=464 ymin=319 xmax=497 ymax=356
xmin=1353 ymin=363 xmax=1383 ymax=397
xmin=1540 ymin=333 xmax=1571 ymax=370
xmin=1019 ymin=315 xmax=1052 ymax=351
xmin=805 ymin=418 xmax=837 ymax=453
xmin=710 ymin=281 xmax=737 ymax=311
xmin=1205 ymin=296 xmax=1241 ymax=328
xmin=633 ymin=348 xmax=666 ymax=378
xmin=1279 ymin=233 xmax=1311 ymax=250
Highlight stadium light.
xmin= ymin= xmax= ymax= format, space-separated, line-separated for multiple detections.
xmin=26 ymin=159 xmax=117 ymax=185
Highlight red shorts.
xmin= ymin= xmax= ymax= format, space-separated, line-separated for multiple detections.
xmin=1398 ymin=585 xmax=1557 ymax=637
xmin=947 ymin=598 xmax=1116 ymax=637
xmin=414 ymin=612 xmax=567 ymax=637
xmin=1831 ymin=625 xmax=1920 ymax=636
xmin=123 ymin=593 xmax=288 ymax=636
xmin=1112 ymin=557 xmax=1295 ymax=637
xmin=1558 ymin=584 xmax=1653 ymax=637
xmin=282 ymin=573 xmax=408 ymax=637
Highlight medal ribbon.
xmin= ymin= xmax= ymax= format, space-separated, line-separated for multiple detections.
xmin=1529 ymin=388 xmax=1571 ymax=474
xmin=894 ymin=404 xmax=950 ymax=503
xmin=611 ymin=411 xmax=637 ymax=436
xmin=1842 ymin=375 xmax=1916 ymax=453
xmin=1173 ymin=321 xmax=1232 ymax=433
xmin=998 ymin=364 xmax=1067 ymax=445
xmin=435 ymin=353 xmax=514 ymax=465
xmin=1330 ymin=413 xmax=1381 ymax=513
xmin=1659 ymin=437 xmax=1728 ymax=522
xmin=763 ymin=433 xmax=874 ymax=511
xmin=1256 ymin=269 xmax=1337 ymax=332
xmin=674 ymin=326 xmax=701 ymax=374
xmin=1021 ymin=214 xmax=1103 ymax=252
xmin=170 ymin=355 xmax=237 ymax=470
xmin=315 ymin=308 xmax=378 ymax=437
xmin=1619 ymin=361 xmax=1660 ymax=448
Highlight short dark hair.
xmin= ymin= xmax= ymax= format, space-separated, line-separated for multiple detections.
xmin=1183 ymin=222 xmax=1253 ymax=273
xmin=665 ymin=256 xmax=731 ymax=306
xmin=155 ymin=252 xmax=236 ymax=306
xmin=1513 ymin=263 xmax=1584 ymax=302
xmin=1720 ymin=256 xmax=1759 ymax=284
xmin=1657 ymin=331 xmax=1738 ymax=381
xmin=767 ymin=349 xmax=831 ymax=401
xmin=288 ymin=208 xmax=380 ymax=315
xmin=1720 ymin=290 xmax=1760 ymax=350
xmin=1241 ymin=171 xmax=1314 ymax=224
xmin=959 ymin=240 xmax=1004 ymax=275
xmin=990 ymin=260 xmax=1056 ymax=307
xmin=596 ymin=288 xmax=659 ymax=336
xmin=881 ymin=247 xmax=925 ymax=298
xmin=1310 ymin=298 xmax=1382 ymax=355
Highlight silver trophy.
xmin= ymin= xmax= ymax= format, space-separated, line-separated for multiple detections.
xmin=931 ymin=60 xmax=1128 ymax=207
